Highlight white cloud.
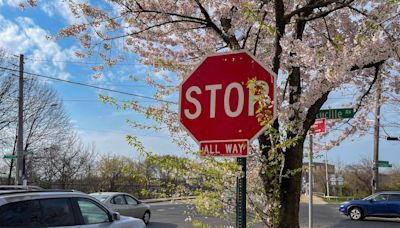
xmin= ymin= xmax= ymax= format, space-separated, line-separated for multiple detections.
xmin=0 ymin=15 xmax=32 ymax=54
xmin=0 ymin=14 xmax=80 ymax=80
xmin=40 ymin=1 xmax=85 ymax=25
xmin=0 ymin=0 xmax=20 ymax=8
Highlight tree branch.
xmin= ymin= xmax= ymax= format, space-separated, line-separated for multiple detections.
xmin=354 ymin=62 xmax=383 ymax=113
xmin=284 ymin=0 xmax=337 ymax=21
xmin=102 ymin=19 xmax=206 ymax=41
xmin=194 ymin=0 xmax=240 ymax=50
xmin=345 ymin=4 xmax=400 ymax=60
xmin=299 ymin=3 xmax=348 ymax=21
xmin=253 ymin=11 xmax=268 ymax=56
xmin=241 ymin=26 xmax=253 ymax=49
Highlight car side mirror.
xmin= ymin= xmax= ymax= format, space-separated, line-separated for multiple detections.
xmin=369 ymin=199 xmax=374 ymax=203
xmin=137 ymin=200 xmax=142 ymax=204
xmin=112 ymin=212 xmax=120 ymax=221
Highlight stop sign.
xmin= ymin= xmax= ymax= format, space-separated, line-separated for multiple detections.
xmin=179 ymin=51 xmax=275 ymax=156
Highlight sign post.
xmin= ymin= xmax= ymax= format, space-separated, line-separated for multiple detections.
xmin=308 ymin=134 xmax=314 ymax=228
xmin=308 ymin=119 xmax=326 ymax=228
xmin=236 ymin=157 xmax=246 ymax=227
xmin=179 ymin=51 xmax=275 ymax=228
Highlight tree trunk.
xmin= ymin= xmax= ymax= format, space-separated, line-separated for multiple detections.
xmin=278 ymin=138 xmax=305 ymax=228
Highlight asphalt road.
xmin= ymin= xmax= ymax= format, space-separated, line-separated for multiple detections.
xmin=147 ymin=201 xmax=400 ymax=228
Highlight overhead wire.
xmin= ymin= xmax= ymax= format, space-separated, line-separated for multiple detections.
xmin=0 ymin=66 xmax=177 ymax=105
xmin=24 ymin=58 xmax=141 ymax=66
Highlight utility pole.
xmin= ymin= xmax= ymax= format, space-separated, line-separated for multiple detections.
xmin=325 ymin=151 xmax=330 ymax=198
xmin=308 ymin=134 xmax=313 ymax=228
xmin=15 ymin=54 xmax=24 ymax=185
xmin=372 ymin=72 xmax=382 ymax=194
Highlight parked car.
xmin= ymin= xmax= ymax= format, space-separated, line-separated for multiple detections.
xmin=0 ymin=190 xmax=145 ymax=227
xmin=0 ymin=185 xmax=43 ymax=191
xmin=90 ymin=192 xmax=151 ymax=224
xmin=339 ymin=191 xmax=400 ymax=220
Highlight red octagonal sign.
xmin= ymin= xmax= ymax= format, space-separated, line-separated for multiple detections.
xmin=179 ymin=51 xmax=275 ymax=157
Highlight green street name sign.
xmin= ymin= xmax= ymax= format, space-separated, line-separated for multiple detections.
xmin=379 ymin=163 xmax=392 ymax=168
xmin=2 ymin=155 xmax=17 ymax=159
xmin=316 ymin=108 xmax=354 ymax=119
xmin=1 ymin=151 xmax=33 ymax=159
xmin=378 ymin=160 xmax=392 ymax=167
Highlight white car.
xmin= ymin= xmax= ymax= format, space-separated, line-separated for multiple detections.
xmin=0 ymin=190 xmax=145 ymax=227
xmin=90 ymin=192 xmax=151 ymax=224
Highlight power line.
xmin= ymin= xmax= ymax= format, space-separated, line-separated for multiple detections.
xmin=24 ymin=76 xmax=154 ymax=88
xmin=24 ymin=57 xmax=141 ymax=66
xmin=0 ymin=66 xmax=177 ymax=105
xmin=61 ymin=99 xmax=160 ymax=103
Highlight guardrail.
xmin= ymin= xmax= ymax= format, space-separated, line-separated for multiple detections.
xmin=313 ymin=192 xmax=356 ymax=201
xmin=324 ymin=196 xmax=355 ymax=201
xmin=141 ymin=196 xmax=197 ymax=204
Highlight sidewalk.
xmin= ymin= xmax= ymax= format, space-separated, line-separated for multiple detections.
xmin=300 ymin=194 xmax=327 ymax=204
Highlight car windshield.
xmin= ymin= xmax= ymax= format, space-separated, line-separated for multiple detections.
xmin=90 ymin=194 xmax=111 ymax=202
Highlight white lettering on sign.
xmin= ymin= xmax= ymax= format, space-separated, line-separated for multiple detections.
xmin=225 ymin=143 xmax=247 ymax=154
xmin=224 ymin=82 xmax=244 ymax=117
xmin=203 ymin=144 xmax=220 ymax=155
xmin=205 ymin=84 xmax=222 ymax=118
xmin=183 ymin=81 xmax=269 ymax=119
xmin=184 ymin=86 xmax=201 ymax=119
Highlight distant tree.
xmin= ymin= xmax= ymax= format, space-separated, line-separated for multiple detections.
xmin=342 ymin=157 xmax=373 ymax=196
xmin=383 ymin=166 xmax=400 ymax=190
xmin=144 ymin=154 xmax=192 ymax=196
xmin=0 ymin=49 xmax=96 ymax=187
xmin=29 ymin=136 xmax=96 ymax=189
xmin=0 ymin=50 xmax=18 ymax=147
xmin=97 ymin=155 xmax=142 ymax=193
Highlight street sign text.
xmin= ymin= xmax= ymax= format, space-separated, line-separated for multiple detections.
xmin=316 ymin=108 xmax=354 ymax=119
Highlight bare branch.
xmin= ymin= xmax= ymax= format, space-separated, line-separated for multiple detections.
xmin=194 ymin=0 xmax=240 ymax=50
xmin=253 ymin=11 xmax=268 ymax=56
xmin=284 ymin=0 xmax=355 ymax=22
xmin=102 ymin=19 xmax=206 ymax=41
xmin=354 ymin=62 xmax=383 ymax=113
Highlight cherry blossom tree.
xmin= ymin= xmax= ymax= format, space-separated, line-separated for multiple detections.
xmin=29 ymin=0 xmax=400 ymax=227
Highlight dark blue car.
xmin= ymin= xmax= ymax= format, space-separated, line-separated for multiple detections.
xmin=339 ymin=191 xmax=400 ymax=220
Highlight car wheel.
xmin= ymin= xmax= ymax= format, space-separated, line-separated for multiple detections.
xmin=142 ymin=210 xmax=151 ymax=224
xmin=349 ymin=207 xmax=364 ymax=220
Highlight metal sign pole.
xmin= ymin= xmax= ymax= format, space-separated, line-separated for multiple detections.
xmin=325 ymin=151 xmax=330 ymax=198
xmin=309 ymin=134 xmax=313 ymax=228
xmin=236 ymin=157 xmax=246 ymax=228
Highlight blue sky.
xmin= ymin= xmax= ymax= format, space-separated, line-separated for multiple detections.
xmin=0 ymin=1 xmax=399 ymax=168
xmin=0 ymin=1 xmax=184 ymax=160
